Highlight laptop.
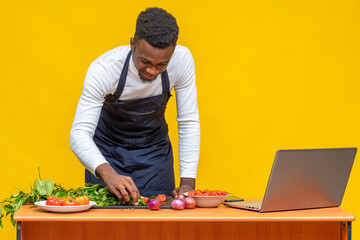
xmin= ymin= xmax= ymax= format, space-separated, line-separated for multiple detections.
xmin=224 ymin=148 xmax=357 ymax=212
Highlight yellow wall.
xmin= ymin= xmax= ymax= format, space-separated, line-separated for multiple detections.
xmin=1 ymin=0 xmax=360 ymax=238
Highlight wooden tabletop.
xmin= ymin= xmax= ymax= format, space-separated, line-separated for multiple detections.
xmin=14 ymin=205 xmax=354 ymax=222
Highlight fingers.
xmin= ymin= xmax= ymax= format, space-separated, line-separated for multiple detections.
xmin=172 ymin=189 xmax=178 ymax=198
xmin=121 ymin=176 xmax=139 ymax=205
xmin=103 ymin=173 xmax=140 ymax=204
xmin=173 ymin=186 xmax=193 ymax=198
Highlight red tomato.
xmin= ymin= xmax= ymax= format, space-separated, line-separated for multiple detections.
xmin=195 ymin=190 xmax=203 ymax=196
xmin=203 ymin=189 xmax=210 ymax=194
xmin=202 ymin=192 xmax=210 ymax=196
xmin=63 ymin=197 xmax=80 ymax=206
xmin=59 ymin=196 xmax=74 ymax=206
xmin=188 ymin=191 xmax=196 ymax=197
xmin=211 ymin=190 xmax=220 ymax=196
xmin=46 ymin=196 xmax=60 ymax=206
xmin=140 ymin=196 xmax=149 ymax=204
xmin=220 ymin=191 xmax=227 ymax=196
xmin=157 ymin=194 xmax=166 ymax=202
xmin=75 ymin=196 xmax=90 ymax=205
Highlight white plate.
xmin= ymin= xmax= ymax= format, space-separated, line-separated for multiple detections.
xmin=34 ymin=201 xmax=97 ymax=213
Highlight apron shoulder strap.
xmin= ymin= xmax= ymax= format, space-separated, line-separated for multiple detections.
xmin=106 ymin=50 xmax=132 ymax=102
xmin=161 ymin=70 xmax=170 ymax=94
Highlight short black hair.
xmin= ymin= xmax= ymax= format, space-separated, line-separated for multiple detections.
xmin=135 ymin=7 xmax=179 ymax=48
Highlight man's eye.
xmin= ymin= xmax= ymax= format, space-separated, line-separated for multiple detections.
xmin=141 ymin=60 xmax=150 ymax=64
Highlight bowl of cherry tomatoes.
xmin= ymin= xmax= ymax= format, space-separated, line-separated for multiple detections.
xmin=186 ymin=189 xmax=228 ymax=208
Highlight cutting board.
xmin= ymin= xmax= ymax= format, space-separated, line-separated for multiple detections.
xmin=92 ymin=197 xmax=174 ymax=209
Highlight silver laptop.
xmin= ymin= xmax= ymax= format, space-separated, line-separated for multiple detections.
xmin=224 ymin=148 xmax=357 ymax=212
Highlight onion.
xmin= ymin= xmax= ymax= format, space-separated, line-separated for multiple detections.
xmin=171 ymin=199 xmax=185 ymax=210
xmin=184 ymin=197 xmax=196 ymax=209
xmin=148 ymin=198 xmax=161 ymax=210
xmin=177 ymin=194 xmax=185 ymax=201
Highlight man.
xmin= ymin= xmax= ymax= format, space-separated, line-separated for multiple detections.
xmin=70 ymin=8 xmax=200 ymax=205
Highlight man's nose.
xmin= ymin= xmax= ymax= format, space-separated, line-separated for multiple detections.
xmin=146 ymin=67 xmax=158 ymax=75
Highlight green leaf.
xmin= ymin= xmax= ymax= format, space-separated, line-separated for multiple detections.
xmin=44 ymin=180 xmax=55 ymax=197
xmin=33 ymin=179 xmax=55 ymax=197
xmin=10 ymin=213 xmax=15 ymax=227
xmin=54 ymin=189 xmax=68 ymax=198
xmin=3 ymin=205 xmax=13 ymax=212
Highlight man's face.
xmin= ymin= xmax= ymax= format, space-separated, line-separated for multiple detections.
xmin=131 ymin=38 xmax=175 ymax=82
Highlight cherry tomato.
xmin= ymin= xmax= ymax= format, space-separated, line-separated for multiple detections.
xmin=220 ymin=191 xmax=227 ymax=196
xmin=63 ymin=197 xmax=80 ymax=206
xmin=157 ymin=194 xmax=166 ymax=202
xmin=46 ymin=196 xmax=60 ymax=206
xmin=140 ymin=196 xmax=149 ymax=204
xmin=211 ymin=190 xmax=220 ymax=196
xmin=203 ymin=189 xmax=210 ymax=194
xmin=195 ymin=190 xmax=203 ymax=196
xmin=188 ymin=191 xmax=196 ymax=197
xmin=75 ymin=196 xmax=90 ymax=205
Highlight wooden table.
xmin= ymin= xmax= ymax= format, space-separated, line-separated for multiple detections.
xmin=14 ymin=205 xmax=354 ymax=240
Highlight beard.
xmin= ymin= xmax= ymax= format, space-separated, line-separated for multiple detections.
xmin=138 ymin=72 xmax=159 ymax=83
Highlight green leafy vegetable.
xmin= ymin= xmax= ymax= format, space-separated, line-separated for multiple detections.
xmin=75 ymin=183 xmax=146 ymax=206
xmin=0 ymin=168 xmax=146 ymax=229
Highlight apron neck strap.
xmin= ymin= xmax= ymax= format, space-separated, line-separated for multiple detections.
xmin=112 ymin=50 xmax=132 ymax=101
xmin=110 ymin=50 xmax=170 ymax=102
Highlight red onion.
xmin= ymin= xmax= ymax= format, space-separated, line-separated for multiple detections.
xmin=184 ymin=197 xmax=196 ymax=209
xmin=171 ymin=199 xmax=185 ymax=210
xmin=148 ymin=198 xmax=161 ymax=210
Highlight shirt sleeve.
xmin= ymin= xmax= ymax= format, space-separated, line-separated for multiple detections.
xmin=174 ymin=49 xmax=201 ymax=179
xmin=70 ymin=62 xmax=112 ymax=176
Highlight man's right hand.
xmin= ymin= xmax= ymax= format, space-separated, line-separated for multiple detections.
xmin=95 ymin=163 xmax=139 ymax=205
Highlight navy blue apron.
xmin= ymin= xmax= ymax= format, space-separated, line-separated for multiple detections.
xmin=85 ymin=50 xmax=175 ymax=197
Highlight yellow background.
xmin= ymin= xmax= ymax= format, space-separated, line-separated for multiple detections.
xmin=1 ymin=0 xmax=360 ymax=239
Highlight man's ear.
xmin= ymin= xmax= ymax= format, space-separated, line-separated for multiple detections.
xmin=130 ymin=37 xmax=135 ymax=51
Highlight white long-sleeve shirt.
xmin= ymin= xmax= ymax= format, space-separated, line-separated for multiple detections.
xmin=70 ymin=44 xmax=200 ymax=179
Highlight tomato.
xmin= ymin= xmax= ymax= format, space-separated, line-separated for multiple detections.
xmin=59 ymin=196 xmax=74 ymax=206
xmin=75 ymin=196 xmax=90 ymax=205
xmin=46 ymin=196 xmax=60 ymax=206
xmin=157 ymin=194 xmax=166 ymax=202
xmin=219 ymin=191 xmax=227 ymax=196
xmin=211 ymin=190 xmax=220 ymax=196
xmin=140 ymin=196 xmax=149 ymax=203
xmin=193 ymin=189 xmax=227 ymax=196
xmin=63 ymin=197 xmax=80 ymax=206
xmin=195 ymin=190 xmax=203 ymax=196
xmin=188 ymin=191 xmax=196 ymax=197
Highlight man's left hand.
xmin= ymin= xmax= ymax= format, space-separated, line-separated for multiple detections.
xmin=172 ymin=178 xmax=196 ymax=198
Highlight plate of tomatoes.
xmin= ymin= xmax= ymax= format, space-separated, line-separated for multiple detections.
xmin=34 ymin=196 xmax=96 ymax=213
